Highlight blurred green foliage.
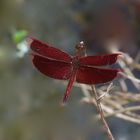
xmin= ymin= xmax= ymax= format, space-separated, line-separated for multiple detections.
xmin=12 ymin=30 xmax=28 ymax=44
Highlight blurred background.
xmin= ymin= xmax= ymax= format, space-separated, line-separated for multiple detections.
xmin=0 ymin=0 xmax=140 ymax=140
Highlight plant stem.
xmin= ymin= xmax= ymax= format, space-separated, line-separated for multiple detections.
xmin=91 ymin=85 xmax=115 ymax=140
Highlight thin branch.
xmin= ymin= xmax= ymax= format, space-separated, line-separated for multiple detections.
xmin=109 ymin=46 xmax=140 ymax=90
xmin=120 ymin=72 xmax=140 ymax=84
xmin=97 ymin=82 xmax=113 ymax=101
xmin=105 ymin=106 xmax=140 ymax=118
xmin=129 ymin=63 xmax=140 ymax=70
xmin=97 ymin=102 xmax=140 ymax=124
xmin=91 ymin=85 xmax=115 ymax=140
xmin=80 ymin=84 xmax=140 ymax=124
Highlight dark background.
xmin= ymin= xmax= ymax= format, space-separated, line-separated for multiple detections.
xmin=0 ymin=0 xmax=140 ymax=140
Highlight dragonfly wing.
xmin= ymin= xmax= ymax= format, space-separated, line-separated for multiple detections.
xmin=76 ymin=66 xmax=120 ymax=84
xmin=28 ymin=38 xmax=72 ymax=62
xmin=79 ymin=53 xmax=121 ymax=66
xmin=32 ymin=55 xmax=72 ymax=80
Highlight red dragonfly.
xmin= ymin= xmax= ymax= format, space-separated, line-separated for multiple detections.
xmin=28 ymin=38 xmax=121 ymax=103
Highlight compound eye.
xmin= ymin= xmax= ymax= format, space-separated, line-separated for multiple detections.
xmin=76 ymin=41 xmax=85 ymax=50
xmin=80 ymin=41 xmax=84 ymax=45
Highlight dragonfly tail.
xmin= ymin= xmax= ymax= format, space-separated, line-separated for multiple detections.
xmin=62 ymin=70 xmax=77 ymax=104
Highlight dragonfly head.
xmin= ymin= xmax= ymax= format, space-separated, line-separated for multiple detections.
xmin=75 ymin=41 xmax=86 ymax=57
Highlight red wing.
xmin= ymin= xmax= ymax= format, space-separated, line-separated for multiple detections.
xmin=28 ymin=37 xmax=72 ymax=62
xmin=76 ymin=66 xmax=120 ymax=84
xmin=32 ymin=55 xmax=72 ymax=80
xmin=79 ymin=54 xmax=121 ymax=66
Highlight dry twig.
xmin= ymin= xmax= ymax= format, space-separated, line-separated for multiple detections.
xmin=91 ymin=85 xmax=115 ymax=140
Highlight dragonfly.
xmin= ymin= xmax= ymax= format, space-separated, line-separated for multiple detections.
xmin=28 ymin=38 xmax=121 ymax=103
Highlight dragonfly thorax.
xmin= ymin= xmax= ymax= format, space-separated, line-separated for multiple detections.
xmin=72 ymin=56 xmax=80 ymax=68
